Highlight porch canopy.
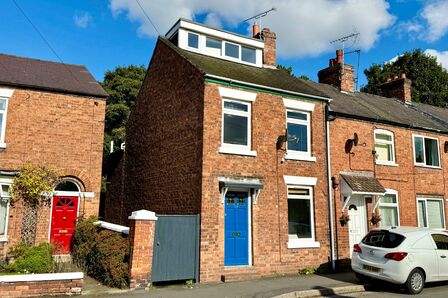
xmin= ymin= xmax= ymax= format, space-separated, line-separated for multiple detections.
xmin=340 ymin=173 xmax=386 ymax=212
xmin=218 ymin=177 xmax=263 ymax=204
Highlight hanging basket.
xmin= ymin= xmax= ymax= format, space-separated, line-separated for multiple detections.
xmin=339 ymin=213 xmax=350 ymax=226
xmin=370 ymin=214 xmax=381 ymax=225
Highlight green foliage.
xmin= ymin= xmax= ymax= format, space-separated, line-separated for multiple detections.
xmin=277 ymin=64 xmax=310 ymax=81
xmin=10 ymin=164 xmax=60 ymax=207
xmin=101 ymin=65 xmax=146 ymax=156
xmin=185 ymin=279 xmax=194 ymax=288
xmin=298 ymin=266 xmax=317 ymax=275
xmin=362 ymin=49 xmax=448 ymax=106
xmin=4 ymin=243 xmax=53 ymax=274
xmin=73 ymin=216 xmax=130 ymax=288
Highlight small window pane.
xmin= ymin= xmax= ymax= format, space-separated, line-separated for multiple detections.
xmin=424 ymin=138 xmax=439 ymax=167
xmin=379 ymin=206 xmax=399 ymax=227
xmin=376 ymin=133 xmax=392 ymax=142
xmin=1 ymin=185 xmax=10 ymax=197
xmin=381 ymin=194 xmax=397 ymax=204
xmin=376 ymin=143 xmax=393 ymax=161
xmin=287 ymin=122 xmax=308 ymax=152
xmin=55 ymin=180 xmax=79 ymax=192
xmin=224 ymin=101 xmax=248 ymax=112
xmin=206 ymin=37 xmax=221 ymax=49
xmin=242 ymin=46 xmax=256 ymax=63
xmin=418 ymin=200 xmax=427 ymax=227
xmin=225 ymin=42 xmax=240 ymax=59
xmin=414 ymin=137 xmax=424 ymax=163
xmin=0 ymin=99 xmax=6 ymax=111
xmin=288 ymin=188 xmax=310 ymax=196
xmin=288 ymin=199 xmax=311 ymax=238
xmin=223 ymin=114 xmax=248 ymax=146
xmin=427 ymin=200 xmax=444 ymax=229
xmin=188 ymin=33 xmax=199 ymax=49
xmin=0 ymin=199 xmax=7 ymax=236
xmin=287 ymin=111 xmax=307 ymax=121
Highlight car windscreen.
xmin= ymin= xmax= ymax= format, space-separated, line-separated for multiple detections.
xmin=362 ymin=230 xmax=405 ymax=248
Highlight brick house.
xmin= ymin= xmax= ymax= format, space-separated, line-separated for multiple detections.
xmin=314 ymin=51 xmax=448 ymax=263
xmin=105 ymin=19 xmax=335 ymax=282
xmin=0 ymin=54 xmax=107 ymax=256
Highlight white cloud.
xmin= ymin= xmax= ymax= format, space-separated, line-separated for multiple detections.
xmin=425 ymin=49 xmax=448 ymax=70
xmin=421 ymin=0 xmax=448 ymax=42
xmin=108 ymin=0 xmax=395 ymax=58
xmin=74 ymin=11 xmax=92 ymax=29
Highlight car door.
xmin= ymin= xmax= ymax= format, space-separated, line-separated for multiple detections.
xmin=431 ymin=233 xmax=448 ymax=280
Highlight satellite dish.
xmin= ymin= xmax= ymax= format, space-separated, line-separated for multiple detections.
xmin=353 ymin=133 xmax=359 ymax=146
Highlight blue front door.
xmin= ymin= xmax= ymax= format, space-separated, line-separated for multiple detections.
xmin=224 ymin=191 xmax=249 ymax=266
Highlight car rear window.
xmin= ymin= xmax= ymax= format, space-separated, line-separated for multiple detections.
xmin=362 ymin=230 xmax=405 ymax=248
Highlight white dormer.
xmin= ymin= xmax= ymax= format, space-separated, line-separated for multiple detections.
xmin=166 ymin=19 xmax=265 ymax=67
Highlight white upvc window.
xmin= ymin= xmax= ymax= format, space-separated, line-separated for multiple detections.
xmin=417 ymin=198 xmax=445 ymax=230
xmin=205 ymin=36 xmax=222 ymax=56
xmin=284 ymin=175 xmax=319 ymax=249
xmin=413 ymin=135 xmax=440 ymax=168
xmin=379 ymin=189 xmax=400 ymax=227
xmin=0 ymin=179 xmax=12 ymax=242
xmin=224 ymin=41 xmax=240 ymax=60
xmin=374 ymin=129 xmax=396 ymax=166
xmin=187 ymin=31 xmax=199 ymax=50
xmin=0 ymin=88 xmax=12 ymax=148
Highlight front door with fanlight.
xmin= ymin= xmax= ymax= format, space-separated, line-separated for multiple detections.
xmin=348 ymin=195 xmax=368 ymax=257
xmin=50 ymin=196 xmax=78 ymax=254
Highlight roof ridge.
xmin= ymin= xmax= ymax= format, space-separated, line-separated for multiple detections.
xmin=0 ymin=53 xmax=86 ymax=68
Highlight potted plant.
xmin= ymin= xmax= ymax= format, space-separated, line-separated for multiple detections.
xmin=339 ymin=213 xmax=350 ymax=226
xmin=370 ymin=213 xmax=381 ymax=225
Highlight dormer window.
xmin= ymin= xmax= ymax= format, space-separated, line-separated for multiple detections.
xmin=206 ymin=37 xmax=222 ymax=56
xmin=225 ymin=42 xmax=240 ymax=59
xmin=187 ymin=32 xmax=199 ymax=49
xmin=242 ymin=46 xmax=256 ymax=64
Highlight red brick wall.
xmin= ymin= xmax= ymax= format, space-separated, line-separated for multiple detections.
xmin=0 ymin=277 xmax=83 ymax=297
xmin=330 ymin=117 xmax=448 ymax=260
xmin=108 ymin=39 xmax=205 ymax=225
xmin=200 ymin=83 xmax=330 ymax=282
xmin=0 ymin=88 xmax=105 ymax=256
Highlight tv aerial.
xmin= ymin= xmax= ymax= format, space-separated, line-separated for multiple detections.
xmin=243 ymin=7 xmax=277 ymax=38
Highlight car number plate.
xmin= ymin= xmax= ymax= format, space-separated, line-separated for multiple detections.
xmin=363 ymin=265 xmax=380 ymax=273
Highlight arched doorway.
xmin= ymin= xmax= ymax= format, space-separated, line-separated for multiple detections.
xmin=50 ymin=178 xmax=82 ymax=254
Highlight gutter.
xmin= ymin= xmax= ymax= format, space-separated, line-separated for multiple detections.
xmin=205 ymin=74 xmax=332 ymax=102
xmin=325 ymin=106 xmax=336 ymax=271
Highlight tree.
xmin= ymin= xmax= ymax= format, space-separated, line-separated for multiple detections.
xmin=101 ymin=65 xmax=146 ymax=155
xmin=277 ymin=64 xmax=310 ymax=81
xmin=362 ymin=49 xmax=448 ymax=107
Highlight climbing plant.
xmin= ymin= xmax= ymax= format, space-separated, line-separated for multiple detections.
xmin=10 ymin=164 xmax=61 ymax=246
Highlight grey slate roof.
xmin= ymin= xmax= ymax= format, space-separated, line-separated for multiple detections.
xmin=0 ymin=53 xmax=108 ymax=98
xmin=341 ymin=173 xmax=386 ymax=194
xmin=160 ymin=38 xmax=329 ymax=100
xmin=308 ymin=82 xmax=448 ymax=133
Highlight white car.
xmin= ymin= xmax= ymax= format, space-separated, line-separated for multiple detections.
xmin=351 ymin=226 xmax=448 ymax=294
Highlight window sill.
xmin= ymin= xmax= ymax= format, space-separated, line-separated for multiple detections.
xmin=375 ymin=161 xmax=398 ymax=167
xmin=0 ymin=143 xmax=7 ymax=149
xmin=287 ymin=239 xmax=320 ymax=249
xmin=0 ymin=236 xmax=8 ymax=242
xmin=218 ymin=146 xmax=257 ymax=157
xmin=414 ymin=164 xmax=442 ymax=170
xmin=284 ymin=153 xmax=316 ymax=162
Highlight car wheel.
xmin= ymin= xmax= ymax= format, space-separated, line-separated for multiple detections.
xmin=405 ymin=268 xmax=425 ymax=295
xmin=355 ymin=272 xmax=371 ymax=284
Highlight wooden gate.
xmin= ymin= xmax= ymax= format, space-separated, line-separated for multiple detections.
xmin=151 ymin=215 xmax=200 ymax=283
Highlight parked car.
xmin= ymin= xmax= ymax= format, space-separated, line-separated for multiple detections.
xmin=351 ymin=226 xmax=448 ymax=294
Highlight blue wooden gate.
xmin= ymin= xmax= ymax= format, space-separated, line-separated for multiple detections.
xmin=224 ymin=191 xmax=249 ymax=266
xmin=151 ymin=215 xmax=200 ymax=283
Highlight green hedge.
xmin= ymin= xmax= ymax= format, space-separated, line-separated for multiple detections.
xmin=73 ymin=216 xmax=130 ymax=288
xmin=4 ymin=243 xmax=53 ymax=274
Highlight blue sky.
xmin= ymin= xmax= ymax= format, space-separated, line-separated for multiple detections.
xmin=1 ymin=0 xmax=447 ymax=90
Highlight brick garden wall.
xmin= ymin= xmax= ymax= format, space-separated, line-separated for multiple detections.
xmin=106 ymin=40 xmax=205 ymax=225
xmin=0 ymin=88 xmax=105 ymax=257
xmin=199 ymin=83 xmax=331 ymax=282
xmin=0 ymin=276 xmax=83 ymax=297
xmin=330 ymin=117 xmax=448 ymax=260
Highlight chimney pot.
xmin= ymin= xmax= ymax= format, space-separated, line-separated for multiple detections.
xmin=400 ymin=73 xmax=406 ymax=79
xmin=387 ymin=78 xmax=392 ymax=82
xmin=394 ymin=75 xmax=399 ymax=80
xmin=252 ymin=23 xmax=260 ymax=38
xmin=336 ymin=49 xmax=344 ymax=64
xmin=318 ymin=50 xmax=354 ymax=93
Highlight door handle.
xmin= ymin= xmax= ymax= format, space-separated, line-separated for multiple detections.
xmin=441 ymin=255 xmax=447 ymax=258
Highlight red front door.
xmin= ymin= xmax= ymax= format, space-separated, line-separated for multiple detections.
xmin=50 ymin=196 xmax=78 ymax=254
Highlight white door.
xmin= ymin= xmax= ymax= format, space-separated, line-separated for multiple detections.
xmin=348 ymin=196 xmax=368 ymax=257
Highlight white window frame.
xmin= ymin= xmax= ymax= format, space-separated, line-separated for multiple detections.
xmin=417 ymin=197 xmax=445 ymax=230
xmin=0 ymin=177 xmax=12 ymax=242
xmin=282 ymin=98 xmax=315 ymax=162
xmin=186 ymin=31 xmax=200 ymax=51
xmin=378 ymin=189 xmax=400 ymax=227
xmin=224 ymin=41 xmax=241 ymax=61
xmin=284 ymin=175 xmax=319 ymax=249
xmin=204 ymin=36 xmax=222 ymax=56
xmin=241 ymin=45 xmax=257 ymax=64
xmin=374 ymin=129 xmax=397 ymax=166
xmin=412 ymin=134 xmax=441 ymax=168
xmin=218 ymin=87 xmax=256 ymax=157
xmin=0 ymin=88 xmax=12 ymax=149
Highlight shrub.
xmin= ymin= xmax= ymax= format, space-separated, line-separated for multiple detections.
xmin=73 ymin=216 xmax=130 ymax=288
xmin=5 ymin=243 xmax=53 ymax=274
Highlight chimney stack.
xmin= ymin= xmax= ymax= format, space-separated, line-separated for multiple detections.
xmin=259 ymin=28 xmax=276 ymax=68
xmin=379 ymin=73 xmax=412 ymax=103
xmin=318 ymin=50 xmax=355 ymax=93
